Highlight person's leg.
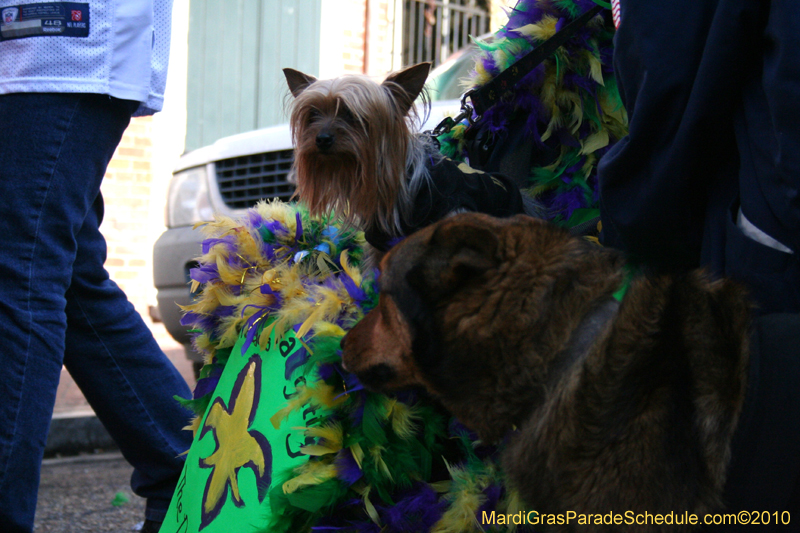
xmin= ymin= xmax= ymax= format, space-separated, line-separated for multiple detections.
xmin=64 ymin=192 xmax=193 ymax=523
xmin=0 ymin=93 xmax=135 ymax=532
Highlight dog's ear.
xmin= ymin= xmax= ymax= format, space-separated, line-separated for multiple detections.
xmin=382 ymin=62 xmax=432 ymax=115
xmin=410 ymin=218 xmax=500 ymax=295
xmin=283 ymin=68 xmax=318 ymax=97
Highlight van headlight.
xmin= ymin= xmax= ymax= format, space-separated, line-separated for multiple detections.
xmin=167 ymin=166 xmax=214 ymax=227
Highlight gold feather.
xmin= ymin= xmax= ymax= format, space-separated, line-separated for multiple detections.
xmin=387 ymin=400 xmax=419 ymax=441
xmin=368 ymin=446 xmax=393 ymax=482
xmin=514 ymin=16 xmax=558 ymax=41
xmin=349 ymin=442 xmax=365 ymax=469
xmin=282 ymin=462 xmax=338 ymax=494
xmin=339 ymin=251 xmax=362 ymax=288
xmin=270 ymin=386 xmax=314 ymax=430
xmin=580 ymin=129 xmax=610 ymax=155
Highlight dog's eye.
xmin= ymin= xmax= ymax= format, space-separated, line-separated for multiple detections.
xmin=338 ymin=107 xmax=356 ymax=125
xmin=306 ymin=109 xmax=320 ymax=124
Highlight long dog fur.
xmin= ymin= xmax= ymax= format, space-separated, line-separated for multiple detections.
xmin=341 ymin=213 xmax=750 ymax=532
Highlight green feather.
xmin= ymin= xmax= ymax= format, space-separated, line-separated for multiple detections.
xmin=361 ymin=394 xmax=389 ymax=446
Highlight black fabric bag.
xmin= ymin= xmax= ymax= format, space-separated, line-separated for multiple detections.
xmin=455 ymin=5 xmax=605 ymax=235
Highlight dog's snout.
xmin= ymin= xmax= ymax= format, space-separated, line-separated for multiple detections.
xmin=316 ymin=132 xmax=334 ymax=151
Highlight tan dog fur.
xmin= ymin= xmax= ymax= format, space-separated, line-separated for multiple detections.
xmin=341 ymin=213 xmax=750 ymax=532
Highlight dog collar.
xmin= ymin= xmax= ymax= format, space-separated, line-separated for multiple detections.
xmin=557 ymin=264 xmax=635 ymax=378
xmin=612 ymin=264 xmax=636 ymax=302
xmin=545 ymin=296 xmax=621 ymax=391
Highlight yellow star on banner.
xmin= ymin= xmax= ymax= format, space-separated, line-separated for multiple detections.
xmin=199 ymin=360 xmax=271 ymax=521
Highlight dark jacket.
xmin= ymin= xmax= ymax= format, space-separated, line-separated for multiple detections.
xmin=598 ymin=0 xmax=799 ymax=314
xmin=365 ymin=156 xmax=525 ymax=252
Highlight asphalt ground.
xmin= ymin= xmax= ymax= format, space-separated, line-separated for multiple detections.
xmin=34 ymin=336 xmax=195 ymax=532
xmin=35 ymin=453 xmax=146 ymax=533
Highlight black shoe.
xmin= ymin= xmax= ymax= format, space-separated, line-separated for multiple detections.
xmin=139 ymin=519 xmax=162 ymax=533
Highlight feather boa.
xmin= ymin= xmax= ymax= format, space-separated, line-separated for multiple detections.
xmin=179 ymin=201 xmax=530 ymax=532
xmin=438 ymin=0 xmax=627 ymax=227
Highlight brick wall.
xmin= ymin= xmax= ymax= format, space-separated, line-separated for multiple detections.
xmin=335 ymin=0 xmax=397 ymax=77
xmin=365 ymin=0 xmax=395 ymax=76
xmin=341 ymin=0 xmax=367 ymax=73
xmin=99 ymin=116 xmax=174 ymax=344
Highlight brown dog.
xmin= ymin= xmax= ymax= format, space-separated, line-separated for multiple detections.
xmin=341 ymin=212 xmax=750 ymax=532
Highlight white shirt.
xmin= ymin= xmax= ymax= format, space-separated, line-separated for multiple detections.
xmin=0 ymin=0 xmax=173 ymax=116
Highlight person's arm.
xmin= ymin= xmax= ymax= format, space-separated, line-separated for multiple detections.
xmin=598 ymin=0 xmax=765 ymax=271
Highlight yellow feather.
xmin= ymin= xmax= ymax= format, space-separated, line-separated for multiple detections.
xmin=349 ymin=443 xmax=365 ymax=469
xmin=580 ymin=129 xmax=610 ymax=155
xmin=430 ymin=493 xmax=485 ymax=533
xmin=503 ymin=489 xmax=526 ymax=529
xmin=216 ymin=315 xmax=246 ymax=348
xmin=354 ymin=484 xmax=381 ymax=525
xmin=588 ymin=52 xmax=605 ymax=86
xmin=299 ymin=444 xmax=339 ymax=457
xmin=192 ymin=332 xmax=212 ymax=354
xmin=209 ymin=284 xmax=243 ymax=307
xmin=297 ymin=287 xmax=346 ymax=338
xmin=514 ymin=16 xmax=558 ymax=41
xmin=236 ymin=226 xmax=266 ymax=264
xmin=471 ymin=61 xmax=492 ymax=86
xmin=216 ymin=256 xmax=247 ymax=287
xmin=429 ymin=480 xmax=452 ymax=493
xmin=310 ymin=381 xmax=347 ymax=409
xmin=387 ymin=400 xmax=419 ymax=441
xmin=258 ymin=321 xmax=276 ymax=350
xmin=271 ymin=386 xmax=314 ymax=430
xmin=368 ymin=446 xmax=393 ymax=482
xmin=311 ymin=321 xmax=347 ymax=338
xmin=431 ymin=463 xmax=492 ymax=533
xmin=339 ymin=251 xmax=362 ymax=288
xmin=282 ymin=462 xmax=338 ymax=494
xmin=185 ymin=415 xmax=202 ymax=436
xmin=300 ymin=423 xmax=343 ymax=450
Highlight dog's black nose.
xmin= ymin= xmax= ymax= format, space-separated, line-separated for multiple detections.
xmin=316 ymin=132 xmax=334 ymax=151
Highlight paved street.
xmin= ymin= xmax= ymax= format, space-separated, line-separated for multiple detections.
xmin=35 ymin=453 xmax=146 ymax=533
xmin=33 ymin=334 xmax=195 ymax=532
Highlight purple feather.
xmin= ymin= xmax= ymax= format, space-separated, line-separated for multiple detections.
xmin=295 ymin=212 xmax=304 ymax=243
xmin=340 ymin=273 xmax=367 ymax=302
xmin=317 ymin=362 xmax=336 ymax=382
xmin=262 ymin=219 xmax=287 ymax=237
xmin=193 ymin=374 xmax=220 ymax=399
xmin=189 ymin=264 xmax=219 ymax=284
xmin=260 ymin=284 xmax=283 ymax=309
xmin=201 ymin=236 xmax=236 ymax=255
xmin=334 ymin=449 xmax=364 ymax=486
xmin=247 ymin=210 xmax=265 ymax=228
xmin=477 ymin=484 xmax=503 ymax=517
xmin=284 ymin=346 xmax=309 ymax=380
xmin=180 ymin=312 xmax=216 ymax=332
xmin=553 ymin=184 xmax=588 ymax=221
xmin=240 ymin=306 xmax=269 ymax=354
xmin=380 ymin=483 xmax=446 ymax=533
xmin=211 ymin=305 xmax=236 ymax=317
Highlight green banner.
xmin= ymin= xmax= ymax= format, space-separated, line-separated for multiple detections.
xmin=161 ymin=328 xmax=314 ymax=533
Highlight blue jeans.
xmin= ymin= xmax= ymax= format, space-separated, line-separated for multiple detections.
xmin=0 ymin=93 xmax=193 ymax=532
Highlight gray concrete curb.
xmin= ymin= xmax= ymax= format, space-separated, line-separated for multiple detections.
xmin=45 ymin=411 xmax=118 ymax=457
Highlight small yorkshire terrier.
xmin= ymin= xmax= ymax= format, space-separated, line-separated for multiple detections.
xmin=283 ymin=62 xmax=528 ymax=257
